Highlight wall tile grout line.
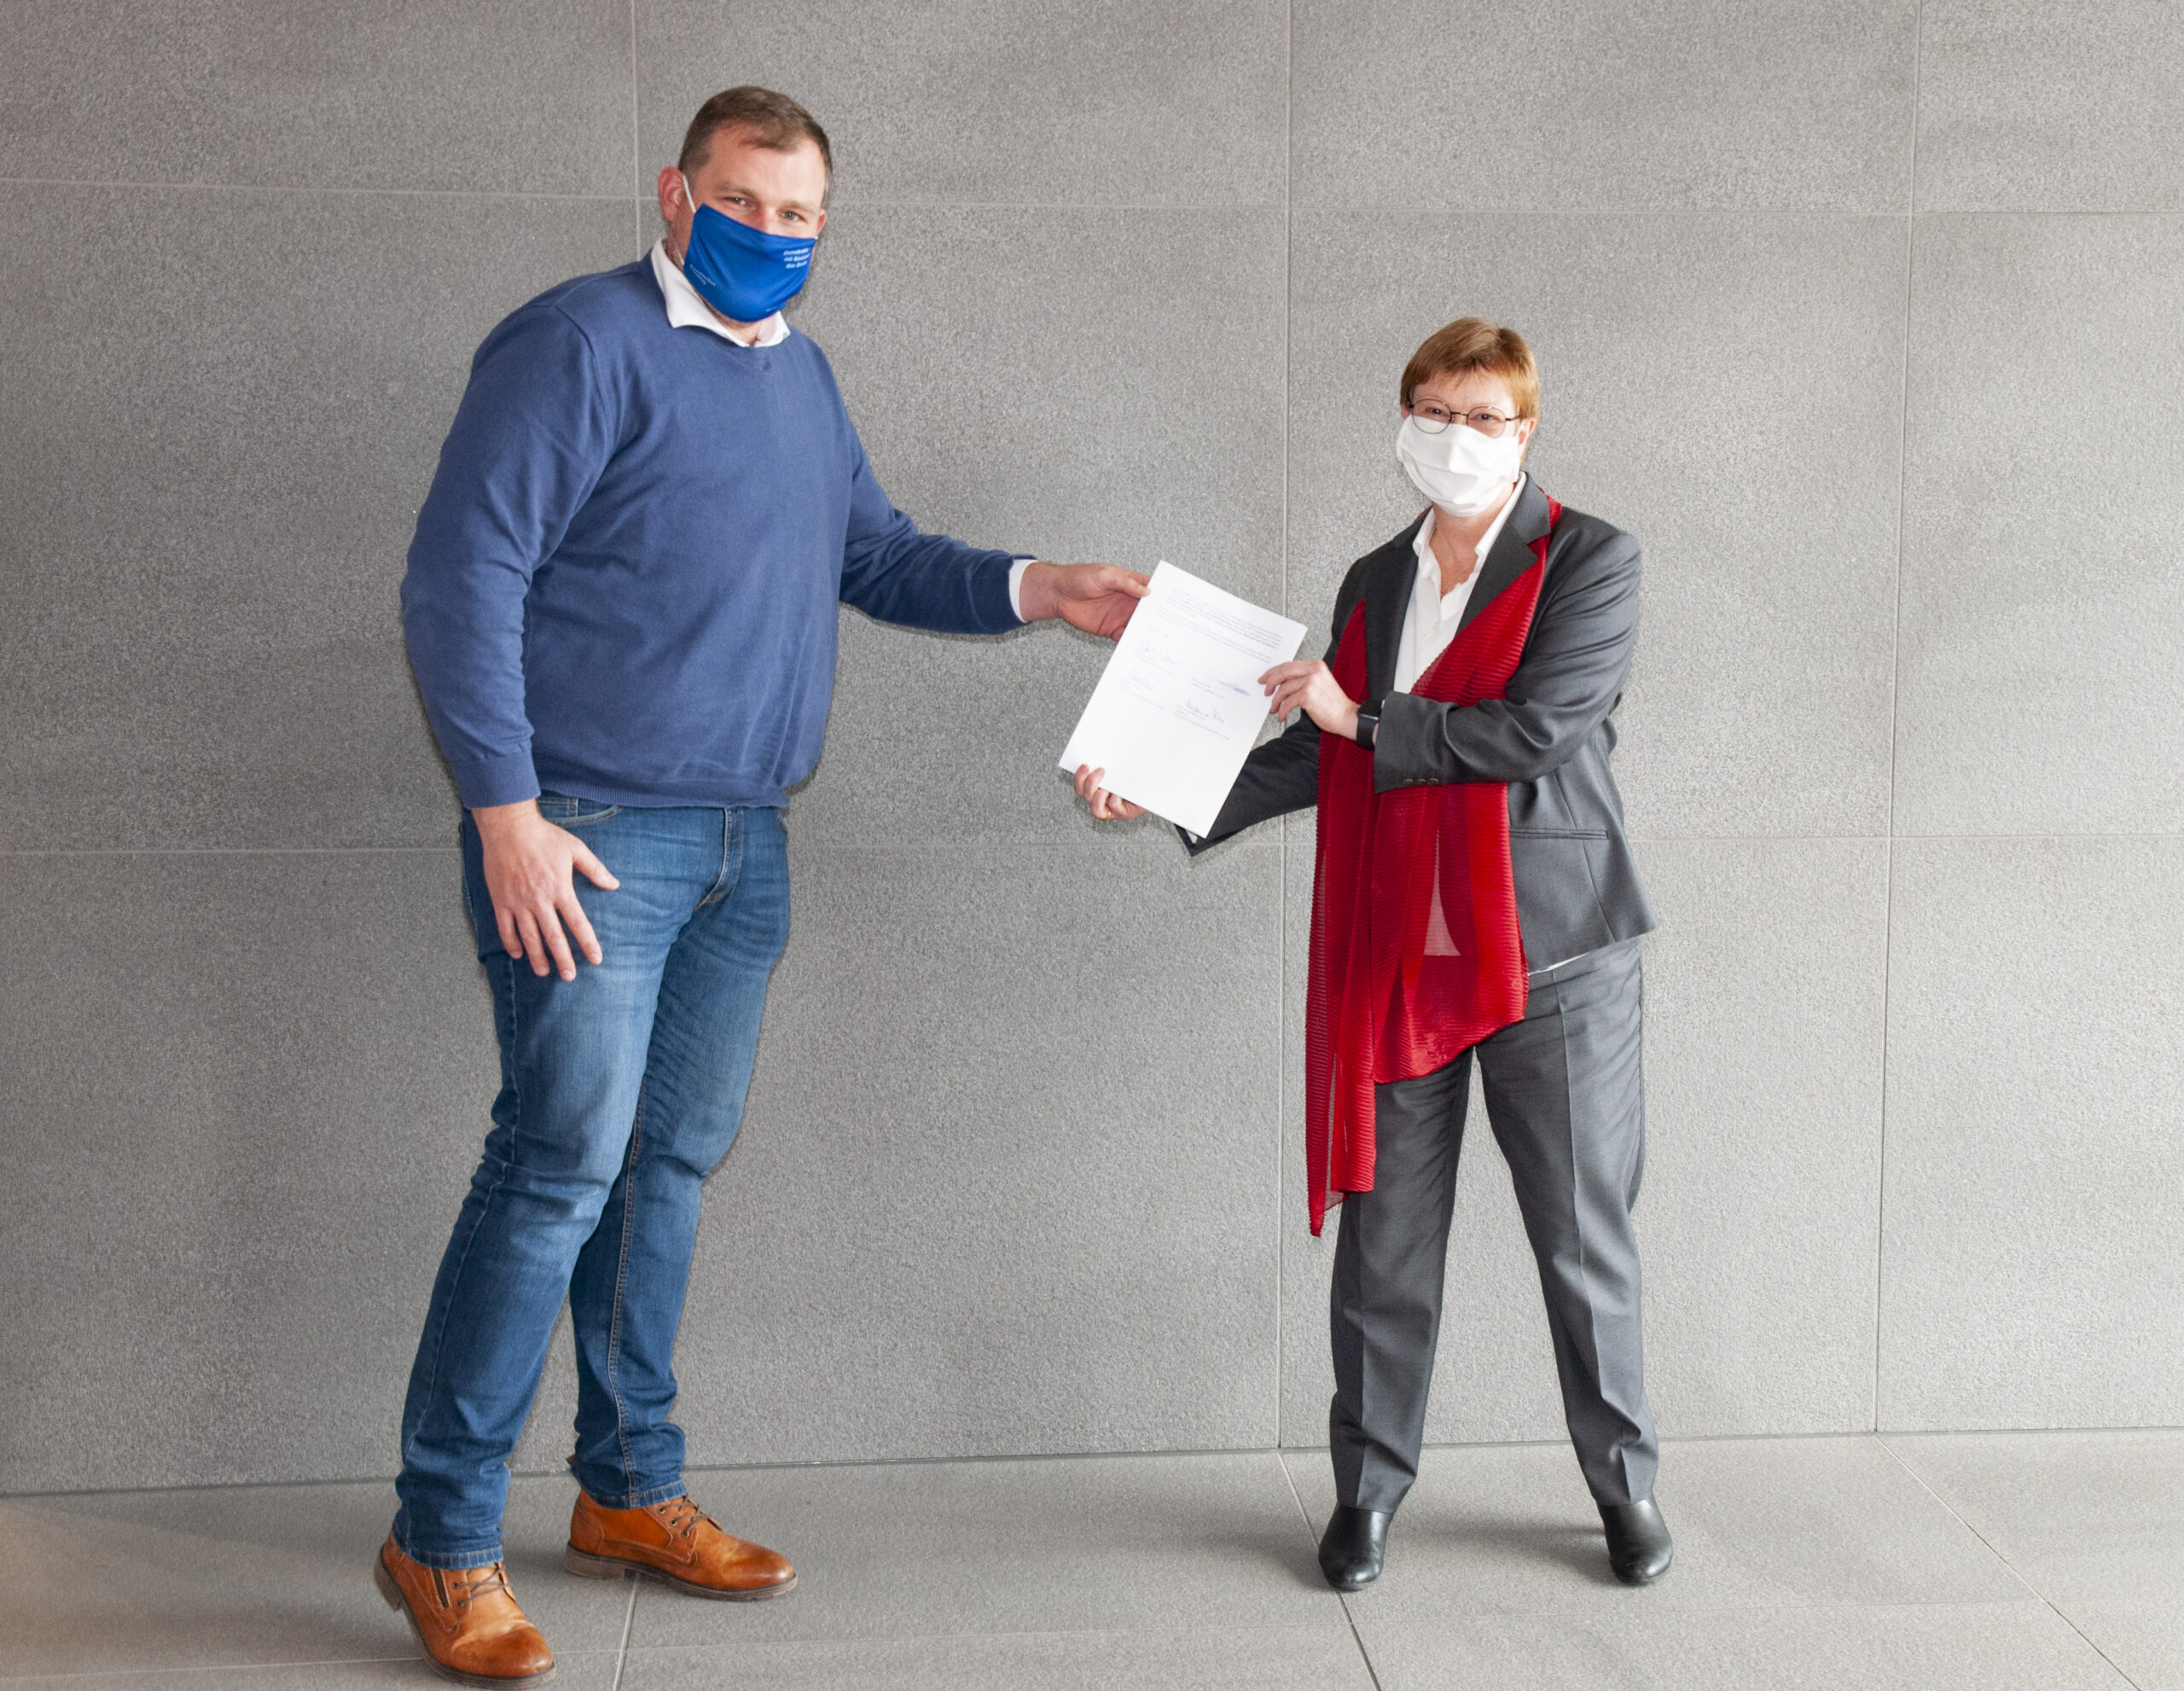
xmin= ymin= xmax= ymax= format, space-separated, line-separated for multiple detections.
xmin=1872 ymin=0 xmax=1926 ymax=1437
xmin=0 ymin=846 xmax=461 ymax=858
xmin=0 ymin=176 xmax=637 ymax=200
xmin=626 ymin=0 xmax=642 ymax=256
xmin=0 ymin=175 xmax=1287 ymax=211
xmin=5 ymin=829 xmax=2178 ymax=865
xmin=11 ymin=9 xmax=2180 ymax=1565
xmin=1275 ymin=0 xmax=1293 ymax=1458
xmin=2 ymin=177 xmax=2178 ymax=218
xmin=12 ymin=1426 xmax=2180 ymax=1505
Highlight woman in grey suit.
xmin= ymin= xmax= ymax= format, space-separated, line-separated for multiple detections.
xmin=1077 ymin=317 xmax=1670 ymax=1590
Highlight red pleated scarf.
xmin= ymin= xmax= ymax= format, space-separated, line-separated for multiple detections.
xmin=1302 ymin=499 xmax=1560 ymax=1235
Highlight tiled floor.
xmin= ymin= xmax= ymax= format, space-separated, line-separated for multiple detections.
xmin=2 ymin=1432 xmax=2177 ymax=1688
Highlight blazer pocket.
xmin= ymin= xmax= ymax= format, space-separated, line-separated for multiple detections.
xmin=1509 ymin=830 xmax=1618 ymax=959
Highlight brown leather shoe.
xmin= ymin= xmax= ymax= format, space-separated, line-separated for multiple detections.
xmin=375 ymin=1534 xmax=555 ymax=1687
xmin=565 ymin=1490 xmax=796 ymax=1600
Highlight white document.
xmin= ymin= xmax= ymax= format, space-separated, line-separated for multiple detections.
xmin=1059 ymin=562 xmax=1310 ymax=837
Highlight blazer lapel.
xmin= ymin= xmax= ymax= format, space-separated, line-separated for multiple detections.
xmin=1361 ymin=515 xmax=1425 ymax=701
xmin=1453 ymin=477 xmax=1552 ymax=638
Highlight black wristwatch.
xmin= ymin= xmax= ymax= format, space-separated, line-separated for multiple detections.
xmin=1355 ymin=697 xmax=1383 ymax=750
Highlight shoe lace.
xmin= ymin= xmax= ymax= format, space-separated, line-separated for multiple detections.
xmin=445 ymin=1561 xmax=513 ymax=1609
xmin=654 ymin=1496 xmax=713 ymax=1542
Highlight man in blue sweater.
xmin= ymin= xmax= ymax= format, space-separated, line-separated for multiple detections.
xmin=379 ymin=86 xmax=1147 ymax=1686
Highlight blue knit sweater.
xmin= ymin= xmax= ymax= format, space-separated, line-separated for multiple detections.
xmin=401 ymin=259 xmax=1020 ymax=811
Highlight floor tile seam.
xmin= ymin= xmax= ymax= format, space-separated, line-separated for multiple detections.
xmin=1343 ymin=1599 xmax=2115 ymax=1646
xmin=0 ymin=1655 xmax=419 ymax=1684
xmin=1872 ymin=1431 xmax=2150 ymax=1689
xmin=0 ymin=1656 xmax=636 ymax=1688
xmin=610 ymin=1572 xmax=637 ymax=1690
xmin=619 ymin=1620 xmax=1366 ymax=1655
xmin=1275 ymin=1446 xmax=1321 ymax=1543
xmin=1278 ymin=1446 xmax=1386 ymax=1689
xmin=1350 ymin=1595 xmax=2069 ymax=1627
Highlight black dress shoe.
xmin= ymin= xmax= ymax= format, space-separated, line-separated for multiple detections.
xmin=1600 ymin=1497 xmax=1673 ymax=1585
xmin=1318 ymin=1504 xmax=1391 ymax=1590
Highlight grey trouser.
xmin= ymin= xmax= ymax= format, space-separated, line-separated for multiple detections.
xmin=1328 ymin=937 xmax=1658 ymax=1512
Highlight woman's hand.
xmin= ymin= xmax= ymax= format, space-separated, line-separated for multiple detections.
xmin=1073 ymin=764 xmax=1145 ymax=821
xmin=1261 ymin=660 xmax=1360 ymax=741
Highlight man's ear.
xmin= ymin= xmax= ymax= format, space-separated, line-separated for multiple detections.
xmin=655 ymin=165 xmax=690 ymax=224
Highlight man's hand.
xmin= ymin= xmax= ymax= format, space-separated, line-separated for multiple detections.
xmin=1262 ymin=660 xmax=1360 ymax=741
xmin=473 ymin=799 xmax=622 ymax=981
xmin=1019 ymin=561 xmax=1150 ymax=639
xmin=1073 ymin=764 xmax=1146 ymax=821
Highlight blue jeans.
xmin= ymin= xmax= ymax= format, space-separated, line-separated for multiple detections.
xmin=392 ymin=795 xmax=790 ymax=1567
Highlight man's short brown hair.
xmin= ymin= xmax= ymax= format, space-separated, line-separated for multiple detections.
xmin=1400 ymin=317 xmax=1541 ymax=420
xmin=679 ymin=85 xmax=833 ymax=181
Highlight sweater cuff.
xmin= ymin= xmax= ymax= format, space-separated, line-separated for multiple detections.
xmin=970 ymin=549 xmax=1025 ymax=633
xmin=452 ymin=747 xmax=542 ymax=811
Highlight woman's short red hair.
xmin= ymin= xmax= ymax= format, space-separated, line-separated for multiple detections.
xmin=1400 ymin=317 xmax=1540 ymax=420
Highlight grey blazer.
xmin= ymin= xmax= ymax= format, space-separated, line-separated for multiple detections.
xmin=1188 ymin=479 xmax=1656 ymax=968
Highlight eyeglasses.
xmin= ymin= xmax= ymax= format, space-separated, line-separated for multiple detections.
xmin=1410 ymin=403 xmax=1523 ymax=439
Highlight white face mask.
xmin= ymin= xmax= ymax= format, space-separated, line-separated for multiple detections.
xmin=1396 ymin=415 xmax=1526 ymax=517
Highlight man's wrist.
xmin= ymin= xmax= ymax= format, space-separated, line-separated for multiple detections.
xmin=1008 ymin=557 xmax=1040 ymax=623
xmin=471 ymin=798 xmax=542 ymax=836
xmin=1014 ymin=559 xmax=1056 ymax=622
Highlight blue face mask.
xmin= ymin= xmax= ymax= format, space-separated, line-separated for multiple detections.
xmin=677 ymin=171 xmax=816 ymax=323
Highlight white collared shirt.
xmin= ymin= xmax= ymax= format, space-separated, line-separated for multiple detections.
xmin=649 ymin=237 xmax=1035 ymax=617
xmin=1391 ymin=474 xmax=1526 ymax=694
xmin=648 ymin=238 xmax=791 ymax=348
xmin=1383 ymin=475 xmax=1583 ymax=978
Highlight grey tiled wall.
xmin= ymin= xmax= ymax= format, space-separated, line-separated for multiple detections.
xmin=3 ymin=1 xmax=2178 ymax=1495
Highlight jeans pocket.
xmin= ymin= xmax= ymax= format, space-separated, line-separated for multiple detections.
xmin=536 ymin=791 xmax=623 ymax=827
